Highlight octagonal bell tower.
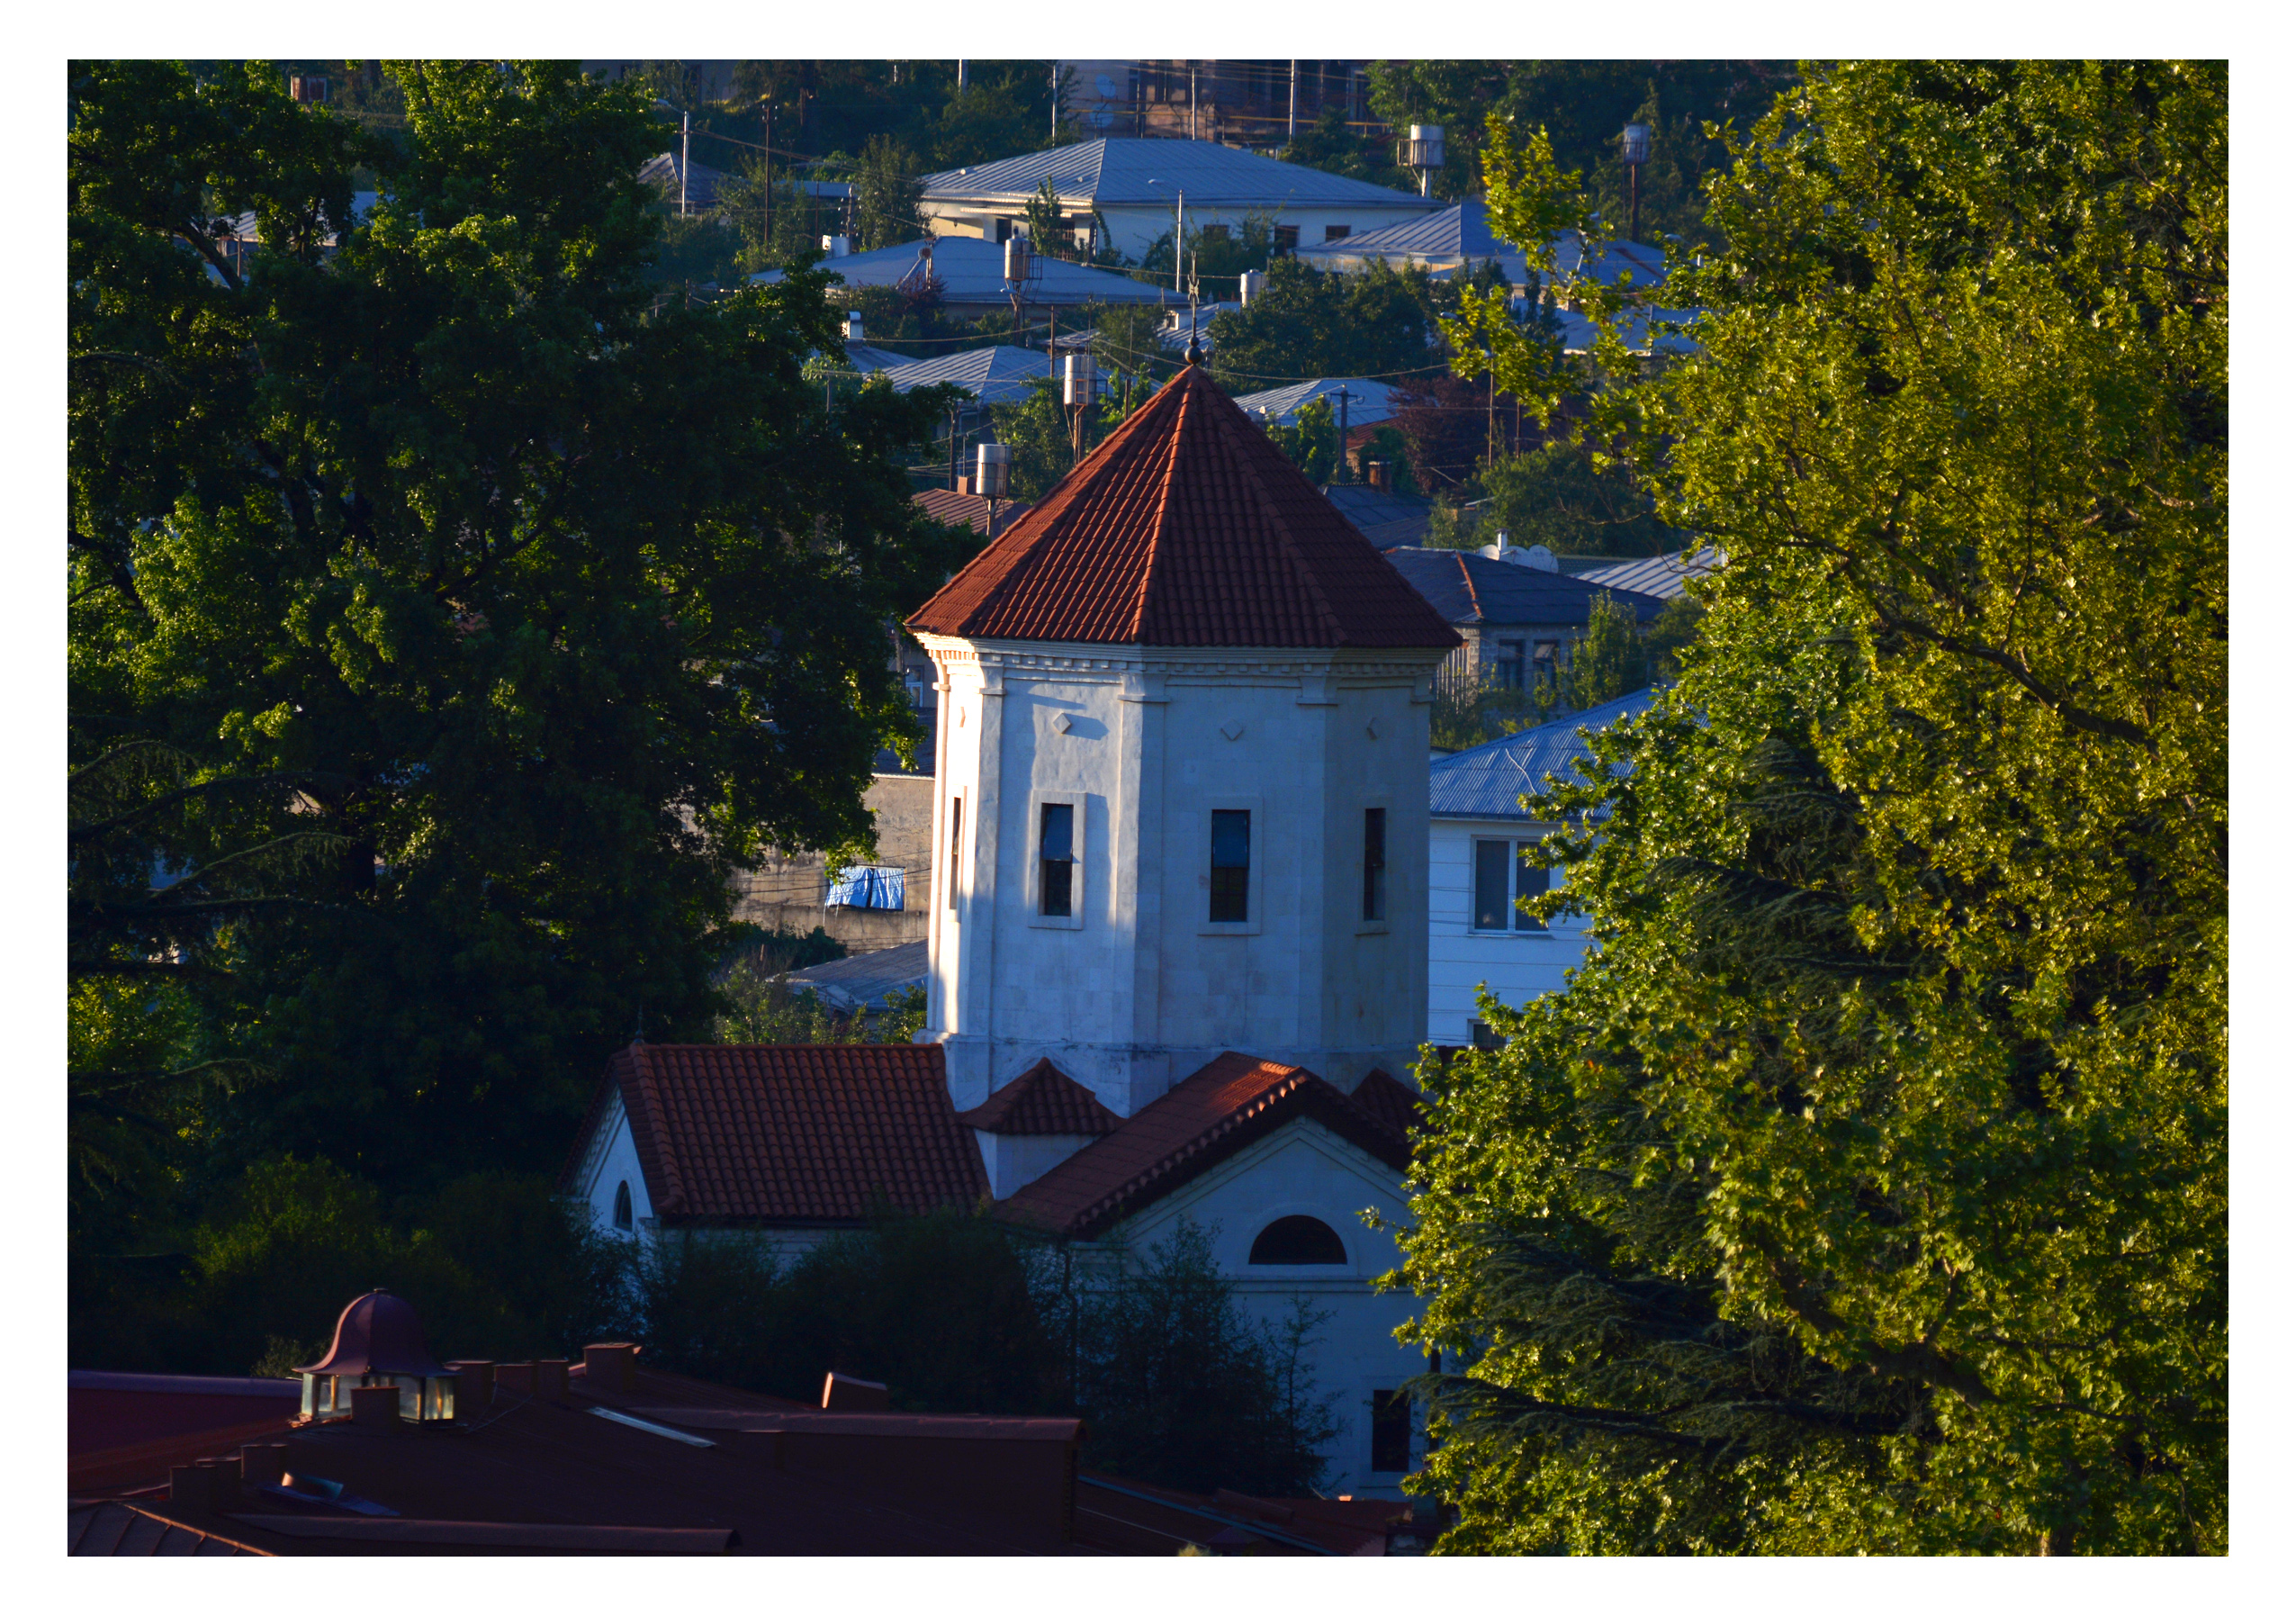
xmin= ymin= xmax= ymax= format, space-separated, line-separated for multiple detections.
xmin=907 ymin=366 xmax=1461 ymax=1119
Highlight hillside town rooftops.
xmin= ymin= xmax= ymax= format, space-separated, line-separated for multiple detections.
xmin=907 ymin=366 xmax=1462 ymax=649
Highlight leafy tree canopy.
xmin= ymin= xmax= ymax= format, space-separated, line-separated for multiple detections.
xmin=68 ymin=60 xmax=977 ymax=1214
xmin=1205 ymin=256 xmax=1440 ymax=391
xmin=1398 ymin=59 xmax=2226 ymax=1555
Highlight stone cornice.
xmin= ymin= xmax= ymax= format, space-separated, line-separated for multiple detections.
xmin=913 ymin=634 xmax=1449 ymax=685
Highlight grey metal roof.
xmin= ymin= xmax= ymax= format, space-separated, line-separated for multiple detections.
xmin=1575 ymin=546 xmax=1724 ymax=600
xmin=1429 ymin=690 xmax=1657 ymax=818
xmin=1319 ymin=482 xmax=1433 ymax=548
xmin=832 ymin=341 xmax=911 ymax=375
xmin=1293 ymin=203 xmax=1670 ymax=291
xmin=1554 ymin=306 xmax=1701 ymax=357
xmin=1385 ymin=547 xmax=1669 ymax=628
xmin=874 ymin=345 xmax=1079 ymax=407
xmin=922 ymin=138 xmax=1439 ymax=212
xmin=749 ymin=235 xmax=1175 ymax=308
xmin=784 ymin=940 xmax=929 ymax=1016
xmin=1230 ymin=377 xmax=1400 ymax=429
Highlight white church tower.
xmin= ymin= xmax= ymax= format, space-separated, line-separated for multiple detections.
xmin=908 ymin=366 xmax=1463 ymax=1118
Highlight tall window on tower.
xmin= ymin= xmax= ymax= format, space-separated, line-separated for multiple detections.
xmin=1210 ymin=809 xmax=1251 ymax=923
xmin=1473 ymin=838 xmax=1552 ymax=931
xmin=1039 ymin=802 xmax=1074 ymax=917
xmin=947 ymin=797 xmax=964 ymax=909
xmin=1362 ymin=808 xmax=1387 ymax=923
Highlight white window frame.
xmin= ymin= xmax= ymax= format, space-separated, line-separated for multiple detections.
xmin=1200 ymin=793 xmax=1265 ymax=937
xmin=1471 ymin=835 xmax=1553 ymax=934
xmin=1025 ymin=790 xmax=1087 ymax=931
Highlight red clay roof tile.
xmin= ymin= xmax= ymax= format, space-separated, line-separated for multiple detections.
xmin=995 ymin=1052 xmax=1413 ymax=1239
xmin=585 ymin=1042 xmax=989 ymax=1223
xmin=954 ymin=1058 xmax=1123 ymax=1136
xmin=906 ymin=366 xmax=1463 ymax=649
xmin=1345 ymin=1068 xmax=1427 ymax=1141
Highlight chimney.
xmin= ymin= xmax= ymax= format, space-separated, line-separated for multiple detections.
xmin=583 ymin=1342 xmax=637 ymax=1394
xmin=447 ymin=1359 xmax=495 ymax=1415
xmin=821 ymin=1371 xmax=892 ymax=1412
xmin=240 ymin=1443 xmax=289 ymax=1488
xmin=496 ymin=1362 xmax=534 ymax=1395
xmin=349 ymin=1384 xmax=401 ymax=1428
xmin=535 ymin=1359 xmax=571 ymax=1401
xmin=955 ymin=474 xmax=973 ymax=498
xmin=1366 ymin=459 xmax=1391 ymax=493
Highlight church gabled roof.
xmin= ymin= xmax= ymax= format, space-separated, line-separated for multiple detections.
xmin=905 ymin=366 xmax=1463 ymax=650
xmin=995 ymin=1052 xmax=1414 ymax=1240
xmin=955 ymin=1057 xmax=1124 ymax=1137
xmin=562 ymin=1042 xmax=988 ymax=1223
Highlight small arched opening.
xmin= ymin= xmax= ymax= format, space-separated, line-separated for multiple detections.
xmin=612 ymin=1179 xmax=634 ymax=1232
xmin=1247 ymin=1214 xmax=1347 ymax=1265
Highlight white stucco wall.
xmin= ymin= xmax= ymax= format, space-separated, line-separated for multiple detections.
xmin=916 ymin=638 xmax=1449 ymax=1117
xmin=1427 ymin=815 xmax=1594 ymax=1045
xmin=569 ymin=1094 xmax=656 ymax=1238
xmin=1109 ymin=1117 xmax=1427 ymax=1500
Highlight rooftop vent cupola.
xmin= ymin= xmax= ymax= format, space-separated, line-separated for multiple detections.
xmin=293 ymin=1288 xmax=459 ymax=1425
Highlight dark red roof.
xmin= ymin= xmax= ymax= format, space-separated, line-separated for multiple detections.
xmin=906 ymin=366 xmax=1463 ymax=649
xmin=572 ymin=1042 xmax=989 ymax=1223
xmin=914 ymin=487 xmax=1034 ymax=537
xmin=295 ymin=1289 xmax=448 ymax=1378
xmin=954 ymin=1058 xmax=1123 ymax=1136
xmin=1345 ymin=1068 xmax=1427 ymax=1140
xmin=996 ymin=1052 xmax=1414 ymax=1239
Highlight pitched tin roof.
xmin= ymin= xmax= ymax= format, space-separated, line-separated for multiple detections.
xmin=1384 ymin=547 xmax=1669 ymax=628
xmin=1428 ymin=689 xmax=1656 ymax=818
xmin=750 ymin=236 xmax=1175 ymax=308
xmin=995 ymin=1052 xmax=1413 ymax=1239
xmin=914 ymin=488 xmax=1036 ymax=537
xmin=1292 ymin=203 xmax=1670 ymax=290
xmin=955 ymin=1058 xmax=1124 ymax=1137
xmin=1575 ymin=545 xmax=1724 ymax=600
xmin=1319 ymin=482 xmax=1434 ymax=549
xmin=875 ymin=345 xmax=1078 ymax=407
xmin=572 ymin=1041 xmax=988 ymax=1223
xmin=1229 ymin=377 xmax=1400 ymax=430
xmin=906 ymin=366 xmax=1463 ymax=649
xmin=922 ymin=138 xmax=1436 ymax=212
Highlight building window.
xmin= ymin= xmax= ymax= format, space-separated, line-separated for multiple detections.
xmin=1274 ymin=224 xmax=1300 ymax=255
xmin=1492 ymin=639 xmax=1525 ymax=690
xmin=1249 ymin=1214 xmax=1347 ymax=1265
xmin=612 ymin=1180 xmax=633 ymax=1231
xmin=1533 ymin=640 xmax=1561 ymax=685
xmin=1201 ymin=221 xmax=1230 ymax=241
xmin=1039 ymin=802 xmax=1075 ymax=917
xmin=948 ymin=798 xmax=964 ymax=908
xmin=1469 ymin=1019 xmax=1504 ymax=1051
xmin=1473 ymin=839 xmax=1552 ymax=932
xmin=1371 ymin=1389 xmax=1412 ymax=1472
xmin=1324 ymin=223 xmax=1351 ymax=241
xmin=1362 ymin=807 xmax=1387 ymax=923
xmin=1210 ymin=809 xmax=1251 ymax=923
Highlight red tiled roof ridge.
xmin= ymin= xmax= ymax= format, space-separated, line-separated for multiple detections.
xmin=955 ymin=1056 xmax=1123 ymax=1136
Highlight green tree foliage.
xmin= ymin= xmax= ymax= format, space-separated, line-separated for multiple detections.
xmin=849 ymin=132 xmax=926 ymax=251
xmin=1205 ymin=257 xmax=1438 ymax=390
xmin=987 ymin=377 xmax=1140 ymax=502
xmin=1278 ymin=105 xmax=1410 ymax=189
xmin=1397 ymin=60 xmax=2226 ymax=1555
xmin=1262 ymin=398 xmax=1337 ymax=484
xmin=1479 ymin=440 xmax=1672 ymax=557
xmin=1564 ymin=591 xmax=1649 ymax=708
xmin=1366 ymin=60 xmax=1797 ymax=242
xmin=727 ymin=60 xmax=1071 ymax=173
xmin=1068 ymin=1223 xmax=1341 ymax=1496
xmin=68 ymin=60 xmax=977 ymax=1209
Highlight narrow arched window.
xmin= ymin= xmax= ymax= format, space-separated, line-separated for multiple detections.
xmin=612 ymin=1180 xmax=634 ymax=1231
xmin=1248 ymin=1215 xmax=1346 ymax=1265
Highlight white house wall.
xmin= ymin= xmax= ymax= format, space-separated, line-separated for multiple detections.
xmin=1427 ymin=815 xmax=1594 ymax=1045
xmin=575 ymin=1099 xmax=657 ymax=1239
xmin=1110 ymin=1116 xmax=1426 ymax=1500
xmin=918 ymin=637 xmax=1445 ymax=1117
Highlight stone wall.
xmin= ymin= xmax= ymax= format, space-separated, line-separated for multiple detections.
xmin=732 ymin=772 xmax=937 ymax=952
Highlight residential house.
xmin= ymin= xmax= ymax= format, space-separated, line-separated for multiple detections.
xmin=748 ymin=235 xmax=1176 ymax=320
xmin=1292 ymin=199 xmax=1669 ymax=297
xmin=1576 ymin=545 xmax=1725 ymax=600
xmin=1382 ymin=546 xmax=1668 ymax=694
xmin=916 ymin=139 xmax=1442 ymax=266
xmin=1425 ymin=690 xmax=1653 ymax=1047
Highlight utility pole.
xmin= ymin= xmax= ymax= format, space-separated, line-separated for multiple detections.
xmin=958 ymin=59 xmax=967 ymax=93
xmin=1288 ymin=61 xmax=1298 ymax=141
xmin=761 ymin=104 xmax=771 ymax=253
xmin=1051 ymin=62 xmax=1060 ymax=141
xmin=1334 ymin=386 xmax=1354 ymax=483
xmin=680 ymin=107 xmax=690 ymax=217
xmin=1189 ymin=62 xmax=1198 ymax=140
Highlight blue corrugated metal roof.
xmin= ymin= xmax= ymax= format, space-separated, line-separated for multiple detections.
xmin=1429 ymin=690 xmax=1657 ymax=819
xmin=1554 ymin=307 xmax=1701 ymax=356
xmin=1292 ymin=203 xmax=1670 ymax=291
xmin=1386 ymin=547 xmax=1669 ymax=628
xmin=1576 ymin=546 xmax=1724 ymax=600
xmin=1229 ymin=377 xmax=1399 ymax=429
xmin=749 ymin=235 xmax=1174 ymax=307
xmin=874 ymin=345 xmax=1079 ymax=407
xmin=922 ymin=138 xmax=1438 ymax=212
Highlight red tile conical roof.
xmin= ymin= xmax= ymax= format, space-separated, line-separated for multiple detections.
xmin=906 ymin=366 xmax=1463 ymax=649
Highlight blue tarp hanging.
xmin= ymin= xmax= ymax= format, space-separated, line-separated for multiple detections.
xmin=826 ymin=865 xmax=906 ymax=910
